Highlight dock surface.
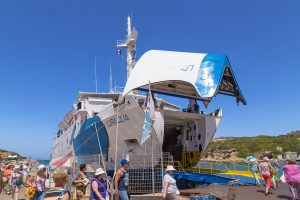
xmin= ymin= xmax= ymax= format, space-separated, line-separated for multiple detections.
xmin=0 ymin=183 xmax=295 ymax=200
xmin=179 ymin=183 xmax=294 ymax=200
xmin=235 ymin=183 xmax=294 ymax=200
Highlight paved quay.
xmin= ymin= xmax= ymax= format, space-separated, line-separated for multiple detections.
xmin=235 ymin=183 xmax=294 ymax=200
xmin=0 ymin=186 xmax=26 ymax=200
xmin=0 ymin=183 xmax=295 ymax=200
xmin=179 ymin=183 xmax=294 ymax=200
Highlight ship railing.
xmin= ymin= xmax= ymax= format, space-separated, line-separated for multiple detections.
xmin=194 ymin=161 xmax=252 ymax=174
xmin=175 ymin=160 xmax=252 ymax=175
xmin=164 ymin=160 xmax=187 ymax=174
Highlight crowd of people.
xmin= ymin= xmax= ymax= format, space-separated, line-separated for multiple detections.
xmin=248 ymin=153 xmax=300 ymax=199
xmin=0 ymin=159 xmax=129 ymax=200
xmin=0 ymin=159 xmax=132 ymax=200
xmin=2 ymin=155 xmax=297 ymax=200
xmin=0 ymin=161 xmax=31 ymax=200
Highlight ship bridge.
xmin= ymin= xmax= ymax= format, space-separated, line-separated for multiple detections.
xmin=123 ymin=50 xmax=246 ymax=107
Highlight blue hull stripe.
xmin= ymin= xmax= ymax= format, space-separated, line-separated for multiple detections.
xmin=73 ymin=116 xmax=109 ymax=158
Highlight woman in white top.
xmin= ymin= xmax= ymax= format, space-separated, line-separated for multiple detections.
xmin=163 ymin=165 xmax=178 ymax=200
xmin=26 ymin=164 xmax=47 ymax=200
xmin=10 ymin=165 xmax=23 ymax=200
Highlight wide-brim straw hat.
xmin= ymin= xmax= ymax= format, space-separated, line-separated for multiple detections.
xmin=263 ymin=157 xmax=269 ymax=161
xmin=95 ymin=168 xmax=105 ymax=176
xmin=13 ymin=165 xmax=20 ymax=170
xmin=166 ymin=165 xmax=176 ymax=171
xmin=37 ymin=164 xmax=46 ymax=171
xmin=246 ymin=156 xmax=254 ymax=161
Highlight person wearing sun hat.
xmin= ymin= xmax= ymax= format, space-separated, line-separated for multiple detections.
xmin=114 ymin=159 xmax=130 ymax=200
xmin=163 ymin=165 xmax=178 ymax=200
xmin=26 ymin=164 xmax=47 ymax=200
xmin=10 ymin=165 xmax=23 ymax=200
xmin=259 ymin=156 xmax=275 ymax=195
xmin=247 ymin=156 xmax=261 ymax=186
xmin=90 ymin=168 xmax=108 ymax=200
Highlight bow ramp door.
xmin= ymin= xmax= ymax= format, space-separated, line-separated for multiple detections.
xmin=123 ymin=50 xmax=246 ymax=106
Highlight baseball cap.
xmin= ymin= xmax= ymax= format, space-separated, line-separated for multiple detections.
xmin=120 ymin=159 xmax=129 ymax=166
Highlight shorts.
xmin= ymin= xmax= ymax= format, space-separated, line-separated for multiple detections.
xmin=165 ymin=193 xmax=178 ymax=200
xmin=119 ymin=190 xmax=129 ymax=200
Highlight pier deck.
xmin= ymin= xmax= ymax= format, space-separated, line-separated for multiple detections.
xmin=180 ymin=183 xmax=294 ymax=200
xmin=0 ymin=183 xmax=294 ymax=200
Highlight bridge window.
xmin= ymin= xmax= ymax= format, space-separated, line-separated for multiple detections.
xmin=77 ymin=102 xmax=82 ymax=110
xmin=186 ymin=131 xmax=189 ymax=140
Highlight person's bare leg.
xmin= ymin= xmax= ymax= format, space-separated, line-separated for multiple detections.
xmin=272 ymin=176 xmax=277 ymax=189
xmin=296 ymin=184 xmax=300 ymax=199
xmin=11 ymin=187 xmax=15 ymax=200
xmin=288 ymin=184 xmax=296 ymax=200
xmin=14 ymin=187 xmax=19 ymax=200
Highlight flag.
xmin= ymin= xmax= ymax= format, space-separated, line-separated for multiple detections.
xmin=140 ymin=82 xmax=156 ymax=145
xmin=115 ymin=49 xmax=122 ymax=55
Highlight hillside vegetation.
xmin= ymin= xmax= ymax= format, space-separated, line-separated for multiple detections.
xmin=204 ymin=131 xmax=300 ymax=160
xmin=0 ymin=148 xmax=23 ymax=160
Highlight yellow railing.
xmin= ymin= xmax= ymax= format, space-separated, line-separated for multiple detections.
xmin=164 ymin=159 xmax=253 ymax=175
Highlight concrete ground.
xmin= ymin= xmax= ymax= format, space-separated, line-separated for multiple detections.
xmin=0 ymin=183 xmax=296 ymax=200
xmin=0 ymin=186 xmax=26 ymax=200
xmin=179 ymin=183 xmax=295 ymax=200
xmin=235 ymin=183 xmax=295 ymax=200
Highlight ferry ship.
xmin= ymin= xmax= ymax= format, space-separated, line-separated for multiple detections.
xmin=49 ymin=16 xmax=246 ymax=172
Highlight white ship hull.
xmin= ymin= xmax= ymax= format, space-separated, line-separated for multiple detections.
xmin=50 ymin=93 xmax=221 ymax=172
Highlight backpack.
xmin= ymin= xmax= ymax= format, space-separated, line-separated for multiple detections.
xmin=13 ymin=173 xmax=23 ymax=186
xmin=251 ymin=164 xmax=259 ymax=172
xmin=42 ymin=189 xmax=70 ymax=200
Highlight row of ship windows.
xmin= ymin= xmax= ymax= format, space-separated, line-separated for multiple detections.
xmin=185 ymin=134 xmax=202 ymax=141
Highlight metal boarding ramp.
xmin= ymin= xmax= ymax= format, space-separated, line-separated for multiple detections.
xmin=51 ymin=153 xmax=245 ymax=195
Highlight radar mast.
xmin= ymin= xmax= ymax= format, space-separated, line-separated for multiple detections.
xmin=117 ymin=16 xmax=138 ymax=79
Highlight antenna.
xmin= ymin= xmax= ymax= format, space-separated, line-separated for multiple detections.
xmin=127 ymin=15 xmax=131 ymax=39
xmin=94 ymin=56 xmax=98 ymax=93
xmin=109 ymin=58 xmax=113 ymax=93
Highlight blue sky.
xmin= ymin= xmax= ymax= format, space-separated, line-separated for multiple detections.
xmin=0 ymin=1 xmax=299 ymax=159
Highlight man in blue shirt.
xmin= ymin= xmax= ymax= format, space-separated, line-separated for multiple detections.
xmin=114 ymin=159 xmax=129 ymax=200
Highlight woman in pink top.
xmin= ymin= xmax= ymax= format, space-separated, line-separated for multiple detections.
xmin=259 ymin=157 xmax=274 ymax=195
xmin=283 ymin=160 xmax=300 ymax=200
